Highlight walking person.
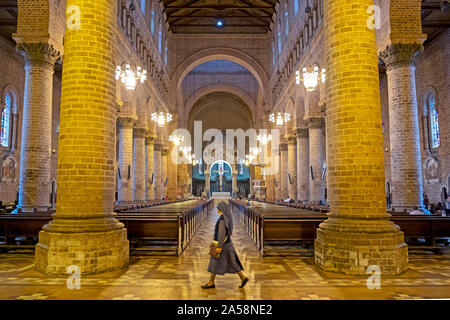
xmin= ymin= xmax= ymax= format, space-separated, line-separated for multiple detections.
xmin=202 ymin=202 xmax=249 ymax=289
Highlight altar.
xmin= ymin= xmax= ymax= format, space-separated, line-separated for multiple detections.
xmin=212 ymin=192 xmax=231 ymax=199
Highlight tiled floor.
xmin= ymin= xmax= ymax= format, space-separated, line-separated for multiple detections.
xmin=0 ymin=206 xmax=449 ymax=300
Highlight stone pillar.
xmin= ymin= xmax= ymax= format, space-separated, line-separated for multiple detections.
xmin=35 ymin=0 xmax=129 ymax=275
xmin=274 ymin=148 xmax=281 ymax=200
xmin=232 ymin=164 xmax=238 ymax=198
xmin=132 ymin=128 xmax=146 ymax=201
xmin=167 ymin=143 xmax=178 ymax=200
xmin=145 ymin=136 xmax=154 ymax=200
xmin=204 ymin=164 xmax=210 ymax=197
xmin=379 ymin=43 xmax=424 ymax=212
xmin=280 ymin=142 xmax=288 ymax=199
xmin=296 ymin=127 xmax=309 ymax=201
xmin=117 ymin=117 xmax=134 ymax=202
xmin=306 ymin=115 xmax=325 ymax=203
xmin=287 ymin=135 xmax=297 ymax=200
xmin=153 ymin=141 xmax=162 ymax=200
xmin=161 ymin=147 xmax=169 ymax=198
xmin=15 ymin=43 xmax=60 ymax=212
xmin=314 ymin=0 xmax=407 ymax=275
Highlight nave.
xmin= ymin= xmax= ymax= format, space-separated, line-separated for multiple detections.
xmin=0 ymin=205 xmax=449 ymax=300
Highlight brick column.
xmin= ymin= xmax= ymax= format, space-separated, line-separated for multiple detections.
xmin=35 ymin=0 xmax=128 ymax=275
xmin=379 ymin=43 xmax=424 ymax=212
xmin=232 ymin=164 xmax=238 ymax=198
xmin=145 ymin=136 xmax=155 ymax=200
xmin=287 ymin=135 xmax=297 ymax=200
xmin=132 ymin=128 xmax=146 ymax=201
xmin=161 ymin=147 xmax=169 ymax=198
xmin=15 ymin=43 xmax=60 ymax=212
xmin=274 ymin=148 xmax=281 ymax=200
xmin=167 ymin=143 xmax=178 ymax=200
xmin=296 ymin=127 xmax=309 ymax=201
xmin=314 ymin=0 xmax=407 ymax=275
xmin=204 ymin=164 xmax=210 ymax=197
xmin=153 ymin=141 xmax=162 ymax=200
xmin=117 ymin=116 xmax=134 ymax=202
xmin=306 ymin=115 xmax=325 ymax=203
xmin=280 ymin=142 xmax=288 ymax=199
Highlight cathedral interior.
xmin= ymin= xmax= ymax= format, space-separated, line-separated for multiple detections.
xmin=0 ymin=0 xmax=449 ymax=301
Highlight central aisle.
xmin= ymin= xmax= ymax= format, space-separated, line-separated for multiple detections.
xmin=0 ymin=204 xmax=449 ymax=300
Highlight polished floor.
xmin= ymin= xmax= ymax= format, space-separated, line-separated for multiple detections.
xmin=0 ymin=206 xmax=449 ymax=300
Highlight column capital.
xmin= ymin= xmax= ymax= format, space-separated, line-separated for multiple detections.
xmin=133 ymin=127 xmax=147 ymax=138
xmin=295 ymin=127 xmax=309 ymax=138
xmin=286 ymin=135 xmax=297 ymax=144
xmin=161 ymin=148 xmax=169 ymax=156
xmin=304 ymin=112 xmax=325 ymax=128
xmin=117 ymin=116 xmax=135 ymax=128
xmin=379 ymin=43 xmax=423 ymax=70
xmin=145 ymin=136 xmax=155 ymax=145
xmin=16 ymin=42 xmax=61 ymax=67
xmin=280 ymin=142 xmax=288 ymax=151
xmin=154 ymin=141 xmax=162 ymax=151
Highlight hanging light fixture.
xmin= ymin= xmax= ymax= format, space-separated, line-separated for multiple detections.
xmin=115 ymin=63 xmax=147 ymax=90
xmin=169 ymin=134 xmax=184 ymax=146
xmin=257 ymin=133 xmax=272 ymax=145
xmin=269 ymin=112 xmax=291 ymax=127
xmin=299 ymin=64 xmax=326 ymax=92
xmin=151 ymin=111 xmax=173 ymax=127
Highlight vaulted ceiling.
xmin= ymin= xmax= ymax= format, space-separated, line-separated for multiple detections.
xmin=0 ymin=0 xmax=17 ymax=43
xmin=161 ymin=0 xmax=278 ymax=34
xmin=421 ymin=0 xmax=450 ymax=43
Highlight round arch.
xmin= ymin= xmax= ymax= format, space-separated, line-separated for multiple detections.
xmin=184 ymin=83 xmax=257 ymax=119
xmin=172 ymin=47 xmax=269 ymax=101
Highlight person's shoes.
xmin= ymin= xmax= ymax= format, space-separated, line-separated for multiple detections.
xmin=239 ymin=278 xmax=249 ymax=288
xmin=201 ymin=283 xmax=216 ymax=289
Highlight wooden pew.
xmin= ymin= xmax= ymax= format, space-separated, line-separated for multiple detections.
xmin=230 ymin=200 xmax=450 ymax=256
xmin=0 ymin=200 xmax=214 ymax=255
xmin=116 ymin=199 xmax=214 ymax=255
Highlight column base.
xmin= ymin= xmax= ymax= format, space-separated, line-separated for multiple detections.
xmin=13 ymin=206 xmax=50 ymax=213
xmin=314 ymin=216 xmax=408 ymax=275
xmin=35 ymin=228 xmax=129 ymax=275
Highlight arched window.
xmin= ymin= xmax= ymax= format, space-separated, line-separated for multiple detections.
xmin=158 ymin=30 xmax=162 ymax=54
xmin=285 ymin=4 xmax=289 ymax=36
xmin=150 ymin=10 xmax=155 ymax=35
xmin=1 ymin=92 xmax=12 ymax=147
xmin=140 ymin=0 xmax=145 ymax=15
xmin=164 ymin=40 xmax=168 ymax=65
xmin=294 ymin=0 xmax=299 ymax=15
xmin=272 ymin=38 xmax=276 ymax=66
xmin=428 ymin=93 xmax=440 ymax=148
xmin=277 ymin=31 xmax=282 ymax=54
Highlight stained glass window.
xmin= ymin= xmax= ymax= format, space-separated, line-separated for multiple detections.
xmin=429 ymin=94 xmax=440 ymax=148
xmin=151 ymin=11 xmax=155 ymax=35
xmin=158 ymin=30 xmax=162 ymax=54
xmin=277 ymin=31 xmax=282 ymax=54
xmin=1 ymin=93 xmax=11 ymax=147
xmin=294 ymin=0 xmax=299 ymax=15
xmin=140 ymin=0 xmax=145 ymax=15
xmin=285 ymin=5 xmax=289 ymax=36
xmin=272 ymin=39 xmax=276 ymax=66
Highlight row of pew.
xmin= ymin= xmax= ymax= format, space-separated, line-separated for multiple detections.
xmin=0 ymin=199 xmax=214 ymax=256
xmin=230 ymin=200 xmax=450 ymax=256
xmin=114 ymin=199 xmax=182 ymax=212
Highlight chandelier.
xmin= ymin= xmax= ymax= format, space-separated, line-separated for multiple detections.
xmin=169 ymin=134 xmax=184 ymax=146
xmin=269 ymin=112 xmax=290 ymax=126
xmin=257 ymin=133 xmax=272 ymax=145
xmin=115 ymin=63 xmax=147 ymax=90
xmin=151 ymin=111 xmax=172 ymax=127
xmin=179 ymin=146 xmax=192 ymax=158
xmin=191 ymin=154 xmax=198 ymax=166
xmin=297 ymin=64 xmax=326 ymax=92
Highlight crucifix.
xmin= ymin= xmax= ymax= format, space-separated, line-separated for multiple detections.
xmin=213 ymin=161 xmax=230 ymax=192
